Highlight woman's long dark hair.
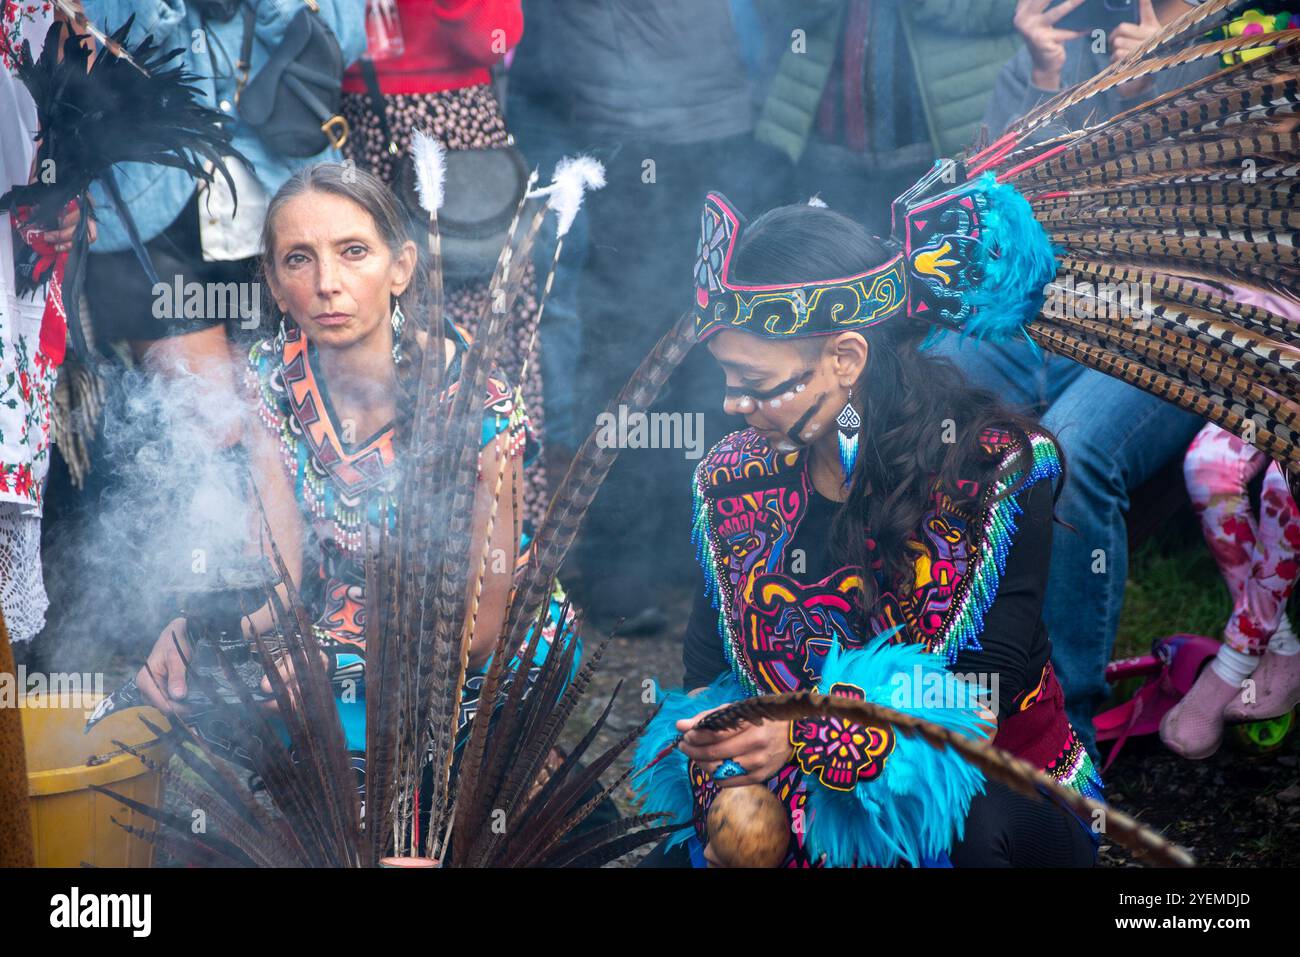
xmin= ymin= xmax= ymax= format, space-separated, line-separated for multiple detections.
xmin=730 ymin=203 xmax=1068 ymax=611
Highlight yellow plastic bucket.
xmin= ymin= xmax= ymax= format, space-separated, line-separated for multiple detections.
xmin=21 ymin=693 xmax=167 ymax=867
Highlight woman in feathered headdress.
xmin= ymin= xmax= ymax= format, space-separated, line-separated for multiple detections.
xmin=634 ymin=189 xmax=1103 ymax=868
xmin=633 ymin=0 xmax=1300 ymax=866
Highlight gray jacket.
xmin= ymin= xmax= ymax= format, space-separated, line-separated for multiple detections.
xmin=511 ymin=0 xmax=754 ymax=145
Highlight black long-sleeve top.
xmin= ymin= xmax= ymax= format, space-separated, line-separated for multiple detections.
xmin=682 ymin=477 xmax=1056 ymax=719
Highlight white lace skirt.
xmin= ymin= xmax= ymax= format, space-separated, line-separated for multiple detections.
xmin=0 ymin=502 xmax=46 ymax=642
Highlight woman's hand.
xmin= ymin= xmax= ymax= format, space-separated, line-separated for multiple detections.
xmin=677 ymin=706 xmax=794 ymax=789
xmin=40 ymin=198 xmax=96 ymax=252
xmin=258 ymin=648 xmax=332 ymax=714
xmin=1013 ymin=0 xmax=1087 ymax=91
xmin=137 ymin=617 xmax=192 ymax=715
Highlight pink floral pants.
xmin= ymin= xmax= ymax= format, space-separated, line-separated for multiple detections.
xmin=1184 ymin=423 xmax=1300 ymax=654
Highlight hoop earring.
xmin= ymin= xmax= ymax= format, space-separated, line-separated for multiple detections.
xmin=836 ymin=387 xmax=860 ymax=486
xmin=390 ymin=298 xmax=406 ymax=363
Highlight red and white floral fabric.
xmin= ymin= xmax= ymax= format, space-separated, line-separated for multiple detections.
xmin=1 ymin=0 xmax=54 ymax=640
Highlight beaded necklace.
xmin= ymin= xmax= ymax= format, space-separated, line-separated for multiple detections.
xmin=248 ymin=324 xmax=533 ymax=556
xmin=248 ymin=327 xmax=399 ymax=555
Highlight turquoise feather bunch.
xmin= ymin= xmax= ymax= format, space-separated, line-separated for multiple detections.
xmin=630 ymin=674 xmax=747 ymax=849
xmin=961 ymin=173 xmax=1059 ymax=343
xmin=803 ymin=638 xmax=988 ymax=868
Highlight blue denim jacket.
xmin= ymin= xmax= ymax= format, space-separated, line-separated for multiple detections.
xmin=83 ymin=0 xmax=366 ymax=253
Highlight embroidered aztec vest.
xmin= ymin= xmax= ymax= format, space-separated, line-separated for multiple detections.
xmin=691 ymin=425 xmax=1103 ymax=821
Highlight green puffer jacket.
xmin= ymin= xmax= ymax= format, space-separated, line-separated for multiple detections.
xmin=755 ymin=0 xmax=1022 ymax=163
xmin=903 ymin=0 xmax=1025 ymax=157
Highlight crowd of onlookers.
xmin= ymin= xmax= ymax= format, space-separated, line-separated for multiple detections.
xmin=3 ymin=0 xmax=1297 ymax=762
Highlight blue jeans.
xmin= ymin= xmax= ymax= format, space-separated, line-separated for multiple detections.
xmin=929 ymin=333 xmax=1203 ymax=754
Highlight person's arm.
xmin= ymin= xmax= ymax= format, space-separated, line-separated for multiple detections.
xmin=433 ymin=0 xmax=521 ymax=19
xmin=951 ymin=476 xmax=1055 ymax=719
xmin=137 ymin=377 xmax=306 ymax=712
xmin=429 ymin=0 xmax=524 ymax=66
xmin=682 ymin=573 xmax=729 ymax=691
xmin=677 ymin=569 xmax=795 ymax=787
xmin=239 ymin=386 xmax=306 ymax=634
xmin=80 ymin=0 xmax=187 ymax=45
xmin=983 ymin=44 xmax=1064 ymax=135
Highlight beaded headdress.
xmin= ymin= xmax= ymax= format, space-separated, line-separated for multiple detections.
xmin=692 ymin=165 xmax=1059 ymax=345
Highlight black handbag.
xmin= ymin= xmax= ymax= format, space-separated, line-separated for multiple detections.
xmin=359 ymin=59 xmax=529 ymax=281
xmin=234 ymin=0 xmax=349 ymax=157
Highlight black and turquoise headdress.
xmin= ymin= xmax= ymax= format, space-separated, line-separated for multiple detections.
xmin=692 ymin=167 xmax=1059 ymax=344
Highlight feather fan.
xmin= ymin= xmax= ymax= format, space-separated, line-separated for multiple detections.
xmin=959 ymin=6 xmax=1300 ymax=499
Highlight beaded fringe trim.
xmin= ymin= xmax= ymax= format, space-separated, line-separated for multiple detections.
xmin=691 ymin=462 xmax=762 ymax=697
xmin=930 ymin=433 xmax=1062 ymax=665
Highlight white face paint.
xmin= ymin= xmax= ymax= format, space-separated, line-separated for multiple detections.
xmin=795 ymin=383 xmax=807 ymax=393
xmin=735 ymin=396 xmax=757 ymax=414
xmin=800 ymin=420 xmax=821 ymax=442
xmin=781 ymin=392 xmax=795 ymax=403
xmin=768 ymin=398 xmax=781 ymax=409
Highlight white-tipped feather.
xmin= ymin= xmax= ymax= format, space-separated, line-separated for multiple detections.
xmin=807 ymin=195 xmax=828 ymax=208
xmin=569 ymin=154 xmax=606 ymax=190
xmin=410 ymin=130 xmax=446 ymax=216
xmin=546 ymin=155 xmax=606 ymax=237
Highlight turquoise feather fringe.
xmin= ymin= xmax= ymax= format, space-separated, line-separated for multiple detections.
xmin=961 ymin=173 xmax=1059 ymax=343
xmin=630 ymin=674 xmax=747 ymax=849
xmin=803 ymin=639 xmax=988 ymax=868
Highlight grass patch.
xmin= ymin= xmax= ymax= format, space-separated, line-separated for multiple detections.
xmin=1116 ymin=535 xmax=1233 ymax=660
xmin=1116 ymin=518 xmax=1298 ymax=662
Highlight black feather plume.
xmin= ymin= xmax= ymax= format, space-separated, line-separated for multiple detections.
xmin=0 ymin=17 xmax=238 ymax=225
